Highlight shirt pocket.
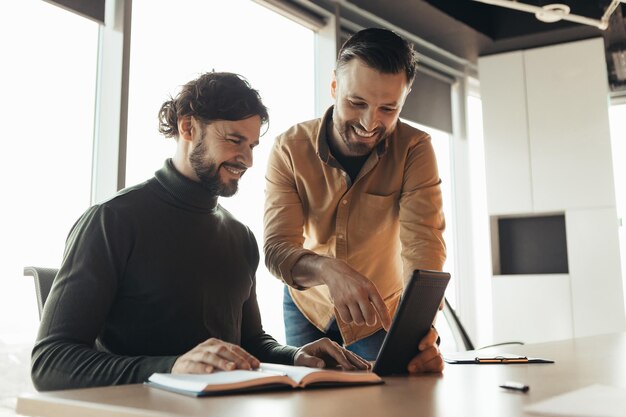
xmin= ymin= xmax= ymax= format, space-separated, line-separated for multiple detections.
xmin=356 ymin=192 xmax=399 ymax=236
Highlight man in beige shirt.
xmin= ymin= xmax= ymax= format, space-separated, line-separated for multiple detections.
xmin=264 ymin=28 xmax=446 ymax=372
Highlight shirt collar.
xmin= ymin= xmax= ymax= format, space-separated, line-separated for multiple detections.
xmin=315 ymin=106 xmax=335 ymax=164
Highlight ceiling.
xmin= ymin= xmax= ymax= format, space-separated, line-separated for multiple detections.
xmin=303 ymin=0 xmax=626 ymax=91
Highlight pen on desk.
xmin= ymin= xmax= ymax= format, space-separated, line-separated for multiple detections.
xmin=499 ymin=381 xmax=529 ymax=392
xmin=476 ymin=356 xmax=528 ymax=363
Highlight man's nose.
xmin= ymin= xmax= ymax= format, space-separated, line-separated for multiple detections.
xmin=360 ymin=109 xmax=379 ymax=131
xmin=239 ymin=146 xmax=253 ymax=168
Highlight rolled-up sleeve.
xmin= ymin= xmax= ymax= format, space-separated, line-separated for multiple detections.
xmin=263 ymin=139 xmax=316 ymax=287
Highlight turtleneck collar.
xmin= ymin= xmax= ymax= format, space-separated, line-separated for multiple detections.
xmin=154 ymin=159 xmax=219 ymax=212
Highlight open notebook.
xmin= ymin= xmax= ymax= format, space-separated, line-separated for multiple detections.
xmin=146 ymin=363 xmax=383 ymax=397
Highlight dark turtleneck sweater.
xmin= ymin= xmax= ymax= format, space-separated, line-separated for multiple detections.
xmin=31 ymin=159 xmax=297 ymax=391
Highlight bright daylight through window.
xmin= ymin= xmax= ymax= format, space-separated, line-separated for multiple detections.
xmin=0 ymin=0 xmax=98 ymax=344
xmin=126 ymin=0 xmax=315 ymax=342
xmin=0 ymin=0 xmax=98 ymax=407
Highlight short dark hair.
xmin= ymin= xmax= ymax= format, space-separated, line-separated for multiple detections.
xmin=158 ymin=72 xmax=269 ymax=138
xmin=336 ymin=28 xmax=418 ymax=84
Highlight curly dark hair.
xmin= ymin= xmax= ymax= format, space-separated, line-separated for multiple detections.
xmin=158 ymin=72 xmax=269 ymax=138
xmin=337 ymin=28 xmax=418 ymax=84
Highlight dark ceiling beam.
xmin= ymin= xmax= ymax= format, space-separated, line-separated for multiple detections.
xmin=42 ymin=0 xmax=105 ymax=24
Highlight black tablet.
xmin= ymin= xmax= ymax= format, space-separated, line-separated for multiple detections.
xmin=373 ymin=269 xmax=450 ymax=376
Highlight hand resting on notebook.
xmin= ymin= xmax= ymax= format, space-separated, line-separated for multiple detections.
xmin=172 ymin=337 xmax=371 ymax=374
xmin=294 ymin=338 xmax=372 ymax=371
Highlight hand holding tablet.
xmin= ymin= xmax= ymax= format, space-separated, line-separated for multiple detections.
xmin=372 ymin=270 xmax=450 ymax=376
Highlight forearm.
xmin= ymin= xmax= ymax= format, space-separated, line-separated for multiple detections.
xmin=31 ymin=339 xmax=177 ymax=391
xmin=293 ymin=253 xmax=392 ymax=330
xmin=291 ymin=253 xmax=328 ymax=288
xmin=241 ymin=333 xmax=298 ymax=365
xmin=263 ymin=238 xmax=314 ymax=281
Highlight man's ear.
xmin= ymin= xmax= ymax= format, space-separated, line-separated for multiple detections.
xmin=331 ymin=70 xmax=337 ymax=99
xmin=178 ymin=116 xmax=193 ymax=142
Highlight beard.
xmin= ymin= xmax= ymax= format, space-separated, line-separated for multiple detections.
xmin=189 ymin=130 xmax=239 ymax=197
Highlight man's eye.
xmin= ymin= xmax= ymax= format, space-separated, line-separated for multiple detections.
xmin=227 ymin=138 xmax=241 ymax=144
xmin=381 ymin=107 xmax=396 ymax=113
xmin=349 ymin=100 xmax=365 ymax=107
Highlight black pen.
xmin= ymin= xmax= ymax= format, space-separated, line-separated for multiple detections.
xmin=499 ymin=381 xmax=529 ymax=392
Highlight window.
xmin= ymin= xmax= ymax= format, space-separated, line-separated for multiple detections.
xmin=466 ymin=93 xmax=496 ymax=347
xmin=126 ymin=0 xmax=315 ymax=343
xmin=0 ymin=0 xmax=98 ymax=344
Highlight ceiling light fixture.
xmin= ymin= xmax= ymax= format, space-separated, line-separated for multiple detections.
xmin=535 ymin=4 xmax=570 ymax=23
xmin=471 ymin=0 xmax=626 ymax=30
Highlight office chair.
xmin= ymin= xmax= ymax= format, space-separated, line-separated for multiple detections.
xmin=442 ymin=297 xmax=523 ymax=351
xmin=442 ymin=298 xmax=475 ymax=351
xmin=23 ymin=266 xmax=58 ymax=319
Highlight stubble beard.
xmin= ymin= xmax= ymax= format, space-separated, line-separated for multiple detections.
xmin=189 ymin=129 xmax=239 ymax=197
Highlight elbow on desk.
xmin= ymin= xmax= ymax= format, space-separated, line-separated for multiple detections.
xmin=30 ymin=341 xmax=69 ymax=392
xmin=30 ymin=340 xmax=92 ymax=392
xmin=30 ymin=339 xmax=180 ymax=391
xmin=31 ymin=349 xmax=58 ymax=392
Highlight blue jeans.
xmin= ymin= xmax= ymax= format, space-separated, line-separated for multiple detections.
xmin=283 ymin=286 xmax=387 ymax=361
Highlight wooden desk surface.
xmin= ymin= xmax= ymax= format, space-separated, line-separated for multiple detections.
xmin=16 ymin=333 xmax=626 ymax=417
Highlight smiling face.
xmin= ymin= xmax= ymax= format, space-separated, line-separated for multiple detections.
xmin=187 ymin=115 xmax=261 ymax=197
xmin=330 ymin=59 xmax=410 ymax=158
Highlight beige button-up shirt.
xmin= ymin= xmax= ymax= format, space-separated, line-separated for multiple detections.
xmin=264 ymin=107 xmax=446 ymax=345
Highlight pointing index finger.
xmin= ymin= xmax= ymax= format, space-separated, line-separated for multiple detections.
xmin=369 ymin=291 xmax=391 ymax=331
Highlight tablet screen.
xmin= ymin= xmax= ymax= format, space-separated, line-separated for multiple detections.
xmin=373 ymin=270 xmax=450 ymax=376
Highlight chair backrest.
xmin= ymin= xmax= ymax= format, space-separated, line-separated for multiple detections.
xmin=23 ymin=266 xmax=59 ymax=319
xmin=441 ymin=297 xmax=524 ymax=351
xmin=441 ymin=297 xmax=475 ymax=351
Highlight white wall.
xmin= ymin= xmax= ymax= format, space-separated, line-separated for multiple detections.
xmin=479 ymin=38 xmax=626 ymax=343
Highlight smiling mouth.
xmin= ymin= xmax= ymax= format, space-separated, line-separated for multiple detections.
xmin=223 ymin=165 xmax=246 ymax=177
xmin=351 ymin=125 xmax=378 ymax=140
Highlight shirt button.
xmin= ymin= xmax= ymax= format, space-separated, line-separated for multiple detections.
xmin=342 ymin=199 xmax=348 ymax=205
xmin=337 ymin=234 xmax=344 ymax=239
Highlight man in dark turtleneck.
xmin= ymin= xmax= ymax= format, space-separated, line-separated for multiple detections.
xmin=31 ymin=72 xmax=370 ymax=392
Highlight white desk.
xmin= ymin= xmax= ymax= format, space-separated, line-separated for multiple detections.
xmin=16 ymin=333 xmax=626 ymax=417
